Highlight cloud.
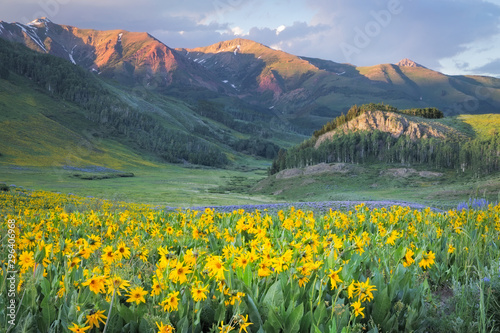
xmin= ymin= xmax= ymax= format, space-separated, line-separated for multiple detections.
xmin=297 ymin=0 xmax=500 ymax=68
xmin=2 ymin=0 xmax=500 ymax=75
xmin=472 ymin=59 xmax=500 ymax=77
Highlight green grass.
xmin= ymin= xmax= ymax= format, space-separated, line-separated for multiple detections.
xmin=253 ymin=163 xmax=500 ymax=209
xmin=458 ymin=114 xmax=500 ymax=138
xmin=0 ymin=163 xmax=275 ymax=207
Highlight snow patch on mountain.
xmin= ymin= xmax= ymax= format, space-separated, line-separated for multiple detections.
xmin=69 ymin=45 xmax=77 ymax=65
xmin=234 ymin=45 xmax=240 ymax=55
xmin=15 ymin=23 xmax=47 ymax=52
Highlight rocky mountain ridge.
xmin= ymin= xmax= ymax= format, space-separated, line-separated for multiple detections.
xmin=0 ymin=18 xmax=226 ymax=91
xmin=1 ymin=17 xmax=500 ymax=133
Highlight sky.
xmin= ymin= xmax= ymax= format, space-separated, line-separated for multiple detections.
xmin=2 ymin=0 xmax=500 ymax=77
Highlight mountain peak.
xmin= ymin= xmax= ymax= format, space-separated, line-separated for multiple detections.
xmin=396 ymin=58 xmax=424 ymax=68
xmin=27 ymin=17 xmax=52 ymax=27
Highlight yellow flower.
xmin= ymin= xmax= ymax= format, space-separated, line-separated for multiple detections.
xmin=297 ymin=276 xmax=309 ymax=287
xmin=235 ymin=253 xmax=250 ymax=269
xmin=101 ymin=245 xmax=116 ymax=265
xmin=347 ymin=281 xmax=356 ymax=299
xmin=328 ymin=267 xmax=343 ymax=290
xmin=257 ymin=261 xmax=273 ymax=277
xmin=351 ymin=300 xmax=365 ymax=318
xmin=87 ymin=234 xmax=101 ymax=252
xmin=107 ymin=276 xmax=130 ymax=295
xmin=218 ymin=321 xmax=235 ymax=333
xmin=18 ymin=251 xmax=35 ymax=272
xmin=169 ymin=261 xmax=192 ymax=284
xmin=68 ymin=257 xmax=81 ymax=270
xmin=82 ymin=276 xmax=106 ymax=295
xmin=205 ymin=256 xmax=227 ymax=281
xmin=68 ymin=323 xmax=91 ymax=333
xmin=161 ymin=291 xmax=180 ymax=312
xmin=156 ymin=321 xmax=175 ymax=333
xmin=357 ymin=278 xmax=376 ymax=302
xmin=386 ymin=230 xmax=400 ymax=246
xmin=348 ymin=278 xmax=376 ymax=302
xmin=448 ymin=244 xmax=455 ymax=254
xmin=419 ymin=250 xmax=436 ymax=270
xmin=150 ymin=278 xmax=163 ymax=297
xmin=191 ymin=284 xmax=209 ymax=302
xmin=237 ymin=314 xmax=252 ymax=333
xmin=403 ymin=248 xmax=415 ymax=267
xmin=126 ymin=286 xmax=148 ymax=305
xmin=115 ymin=241 xmax=131 ymax=260
xmin=85 ymin=310 xmax=107 ymax=329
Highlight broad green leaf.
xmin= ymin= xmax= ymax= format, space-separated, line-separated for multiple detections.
xmin=262 ymin=280 xmax=284 ymax=309
xmin=371 ymin=287 xmax=391 ymax=325
xmin=245 ymin=294 xmax=263 ymax=329
xmin=285 ymin=303 xmax=303 ymax=333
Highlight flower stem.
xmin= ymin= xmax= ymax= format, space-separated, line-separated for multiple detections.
xmin=103 ymin=288 xmax=116 ymax=333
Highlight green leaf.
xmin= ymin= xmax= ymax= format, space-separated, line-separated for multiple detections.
xmin=139 ymin=317 xmax=152 ymax=333
xmin=265 ymin=307 xmax=283 ymax=330
xmin=313 ymin=324 xmax=323 ymax=333
xmin=40 ymin=278 xmax=51 ymax=297
xmin=118 ymin=303 xmax=135 ymax=322
xmin=243 ymin=264 xmax=253 ymax=287
xmin=262 ymin=280 xmax=284 ymax=309
xmin=285 ymin=303 xmax=303 ymax=333
xmin=245 ymin=294 xmax=263 ymax=330
xmin=300 ymin=310 xmax=313 ymax=333
xmin=372 ymin=287 xmax=391 ymax=324
xmin=40 ymin=298 xmax=55 ymax=332
xmin=314 ymin=302 xmax=327 ymax=323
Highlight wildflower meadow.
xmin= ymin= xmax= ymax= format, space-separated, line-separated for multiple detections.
xmin=1 ymin=188 xmax=500 ymax=332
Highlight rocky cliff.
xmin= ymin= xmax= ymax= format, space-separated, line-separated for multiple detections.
xmin=314 ymin=111 xmax=459 ymax=148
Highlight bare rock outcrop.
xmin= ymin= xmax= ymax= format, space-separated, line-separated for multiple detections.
xmin=315 ymin=111 xmax=452 ymax=148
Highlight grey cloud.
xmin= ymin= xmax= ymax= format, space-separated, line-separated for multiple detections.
xmin=474 ymin=59 xmax=500 ymax=77
xmin=297 ymin=0 xmax=500 ymax=68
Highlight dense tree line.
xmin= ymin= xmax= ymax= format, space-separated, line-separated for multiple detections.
xmin=397 ymin=107 xmax=443 ymax=119
xmin=270 ymin=128 xmax=499 ymax=177
xmin=0 ymin=38 xmax=228 ymax=167
xmin=313 ymin=103 xmax=443 ymax=138
xmin=231 ymin=137 xmax=280 ymax=159
xmin=194 ymin=100 xmax=273 ymax=137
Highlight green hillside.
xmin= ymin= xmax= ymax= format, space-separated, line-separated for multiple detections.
xmin=0 ymin=72 xmax=156 ymax=168
xmin=0 ymin=38 xmax=302 ymax=169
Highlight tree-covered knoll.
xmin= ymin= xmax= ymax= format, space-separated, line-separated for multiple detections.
xmin=270 ymin=103 xmax=498 ymax=176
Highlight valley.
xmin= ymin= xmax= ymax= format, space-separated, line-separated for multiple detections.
xmin=0 ymin=18 xmax=498 ymax=209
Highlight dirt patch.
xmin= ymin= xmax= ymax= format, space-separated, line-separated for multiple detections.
xmin=380 ymin=168 xmax=443 ymax=178
xmin=275 ymin=168 xmax=303 ymax=179
xmin=380 ymin=168 xmax=417 ymax=177
xmin=275 ymin=163 xmax=352 ymax=179
xmin=419 ymin=171 xmax=443 ymax=178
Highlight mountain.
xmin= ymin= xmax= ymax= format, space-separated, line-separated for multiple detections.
xmin=1 ymin=17 xmax=500 ymax=135
xmin=179 ymin=38 xmax=500 ymax=131
xmin=0 ymin=18 xmax=227 ymax=92
xmin=0 ymin=36 xmax=298 ymax=169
